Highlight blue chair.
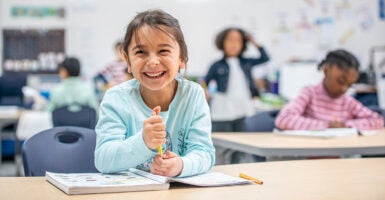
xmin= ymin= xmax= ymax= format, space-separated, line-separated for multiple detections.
xmin=244 ymin=110 xmax=280 ymax=132
xmin=0 ymin=72 xmax=27 ymax=107
xmin=22 ymin=126 xmax=98 ymax=176
xmin=52 ymin=105 xmax=97 ymax=129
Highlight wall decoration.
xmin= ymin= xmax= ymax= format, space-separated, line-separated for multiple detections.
xmin=10 ymin=6 xmax=65 ymax=19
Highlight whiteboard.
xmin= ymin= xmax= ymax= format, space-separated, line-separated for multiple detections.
xmin=1 ymin=0 xmax=384 ymax=80
xmin=278 ymin=63 xmax=323 ymax=100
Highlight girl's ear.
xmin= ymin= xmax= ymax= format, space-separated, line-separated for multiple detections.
xmin=122 ymin=51 xmax=131 ymax=66
xmin=322 ymin=64 xmax=329 ymax=76
xmin=179 ymin=58 xmax=186 ymax=69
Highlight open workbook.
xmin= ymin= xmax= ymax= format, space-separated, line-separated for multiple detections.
xmin=46 ymin=169 xmax=252 ymax=195
xmin=274 ymin=128 xmax=379 ymax=138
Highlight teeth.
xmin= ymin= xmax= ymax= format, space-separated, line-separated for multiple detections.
xmin=146 ymin=72 xmax=163 ymax=77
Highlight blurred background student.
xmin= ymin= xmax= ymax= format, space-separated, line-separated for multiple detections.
xmin=46 ymin=57 xmax=98 ymax=112
xmin=98 ymin=41 xmax=129 ymax=90
xmin=203 ymin=27 xmax=269 ymax=164
xmin=275 ymin=49 xmax=384 ymax=131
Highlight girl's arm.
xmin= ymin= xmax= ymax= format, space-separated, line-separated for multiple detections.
xmin=345 ymin=99 xmax=384 ymax=130
xmin=178 ymin=87 xmax=215 ymax=177
xmin=247 ymin=35 xmax=269 ymax=65
xmin=275 ymin=87 xmax=329 ymax=130
xmin=94 ymin=90 xmax=157 ymax=173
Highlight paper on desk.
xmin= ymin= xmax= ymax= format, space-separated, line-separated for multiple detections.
xmin=274 ymin=128 xmax=359 ymax=138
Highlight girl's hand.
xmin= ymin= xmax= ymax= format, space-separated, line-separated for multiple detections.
xmin=245 ymin=32 xmax=260 ymax=47
xmin=328 ymin=121 xmax=346 ymax=128
xmin=151 ymin=151 xmax=183 ymax=177
xmin=143 ymin=106 xmax=166 ymax=150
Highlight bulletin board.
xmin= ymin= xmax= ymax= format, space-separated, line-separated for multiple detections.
xmin=1 ymin=0 xmax=384 ymax=79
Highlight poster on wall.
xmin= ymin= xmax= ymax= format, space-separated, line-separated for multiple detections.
xmin=11 ymin=6 xmax=65 ymax=19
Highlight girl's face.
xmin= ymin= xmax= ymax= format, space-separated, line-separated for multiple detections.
xmin=59 ymin=67 xmax=68 ymax=79
xmin=323 ymin=64 xmax=358 ymax=99
xmin=223 ymin=30 xmax=243 ymax=57
xmin=126 ymin=25 xmax=186 ymax=92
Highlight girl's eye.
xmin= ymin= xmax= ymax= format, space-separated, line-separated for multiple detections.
xmin=160 ymin=49 xmax=170 ymax=54
xmin=134 ymin=50 xmax=144 ymax=55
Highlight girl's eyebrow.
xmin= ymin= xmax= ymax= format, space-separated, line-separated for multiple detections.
xmin=131 ymin=45 xmax=145 ymax=51
xmin=158 ymin=44 xmax=173 ymax=48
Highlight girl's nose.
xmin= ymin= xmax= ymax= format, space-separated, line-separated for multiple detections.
xmin=147 ymin=55 xmax=160 ymax=67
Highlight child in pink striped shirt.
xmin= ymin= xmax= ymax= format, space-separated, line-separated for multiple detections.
xmin=275 ymin=49 xmax=384 ymax=130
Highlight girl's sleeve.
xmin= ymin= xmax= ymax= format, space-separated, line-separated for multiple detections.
xmin=178 ymin=87 xmax=215 ymax=177
xmin=275 ymin=87 xmax=329 ymax=130
xmin=345 ymin=99 xmax=384 ymax=130
xmin=94 ymin=90 xmax=156 ymax=173
xmin=249 ymin=47 xmax=270 ymax=65
xmin=204 ymin=64 xmax=216 ymax=85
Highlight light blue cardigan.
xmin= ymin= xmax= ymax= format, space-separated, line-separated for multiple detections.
xmin=95 ymin=76 xmax=215 ymax=177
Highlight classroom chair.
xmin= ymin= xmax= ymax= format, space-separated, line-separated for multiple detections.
xmin=52 ymin=104 xmax=97 ymax=129
xmin=22 ymin=126 xmax=98 ymax=176
xmin=0 ymin=72 xmax=27 ymax=107
xmin=244 ymin=110 xmax=280 ymax=132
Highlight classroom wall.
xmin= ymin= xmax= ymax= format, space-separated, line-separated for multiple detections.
xmin=0 ymin=0 xmax=384 ymax=79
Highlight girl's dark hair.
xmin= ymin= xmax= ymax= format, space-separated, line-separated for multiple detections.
xmin=59 ymin=57 xmax=80 ymax=77
xmin=122 ymin=9 xmax=188 ymax=64
xmin=317 ymin=49 xmax=360 ymax=71
xmin=215 ymin=27 xmax=248 ymax=56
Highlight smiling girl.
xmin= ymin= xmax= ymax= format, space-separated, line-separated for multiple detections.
xmin=95 ymin=10 xmax=215 ymax=177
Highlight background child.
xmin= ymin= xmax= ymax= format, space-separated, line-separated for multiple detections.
xmin=46 ymin=57 xmax=98 ymax=112
xmin=95 ymin=9 xmax=215 ymax=177
xmin=275 ymin=49 xmax=384 ymax=130
xmin=98 ymin=41 xmax=129 ymax=89
xmin=204 ymin=27 xmax=269 ymax=132
xmin=204 ymin=27 xmax=269 ymax=164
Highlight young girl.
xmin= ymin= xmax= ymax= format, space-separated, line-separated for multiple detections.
xmin=205 ymin=28 xmax=269 ymax=132
xmin=204 ymin=28 xmax=269 ymax=164
xmin=275 ymin=49 xmax=384 ymax=130
xmin=94 ymin=10 xmax=215 ymax=177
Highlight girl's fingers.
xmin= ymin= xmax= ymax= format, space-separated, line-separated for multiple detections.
xmin=151 ymin=123 xmax=166 ymax=131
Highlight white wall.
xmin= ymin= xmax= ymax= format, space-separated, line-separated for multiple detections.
xmin=1 ymin=0 xmax=384 ymax=79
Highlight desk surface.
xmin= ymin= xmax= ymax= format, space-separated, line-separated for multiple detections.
xmin=212 ymin=129 xmax=385 ymax=156
xmin=0 ymin=158 xmax=384 ymax=200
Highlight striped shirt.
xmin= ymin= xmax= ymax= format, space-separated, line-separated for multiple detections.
xmin=100 ymin=60 xmax=127 ymax=85
xmin=275 ymin=81 xmax=384 ymax=130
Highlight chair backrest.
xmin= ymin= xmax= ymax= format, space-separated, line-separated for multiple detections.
xmin=22 ymin=126 xmax=98 ymax=176
xmin=52 ymin=105 xmax=97 ymax=129
xmin=244 ymin=110 xmax=280 ymax=132
xmin=0 ymin=72 xmax=27 ymax=106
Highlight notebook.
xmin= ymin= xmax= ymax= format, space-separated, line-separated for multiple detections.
xmin=274 ymin=128 xmax=359 ymax=138
xmin=46 ymin=169 xmax=252 ymax=195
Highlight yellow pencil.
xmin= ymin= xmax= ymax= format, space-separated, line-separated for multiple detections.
xmin=239 ymin=173 xmax=263 ymax=185
xmin=157 ymin=146 xmax=163 ymax=155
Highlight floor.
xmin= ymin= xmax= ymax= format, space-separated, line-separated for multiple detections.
xmin=0 ymin=158 xmax=18 ymax=177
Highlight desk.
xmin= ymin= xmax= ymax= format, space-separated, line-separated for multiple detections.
xmin=16 ymin=110 xmax=52 ymax=141
xmin=0 ymin=158 xmax=384 ymax=200
xmin=0 ymin=106 xmax=21 ymax=165
xmin=212 ymin=129 xmax=385 ymax=157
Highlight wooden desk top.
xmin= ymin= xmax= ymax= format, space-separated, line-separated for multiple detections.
xmin=0 ymin=158 xmax=384 ymax=200
xmin=0 ymin=106 xmax=21 ymax=123
xmin=212 ymin=129 xmax=385 ymax=156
